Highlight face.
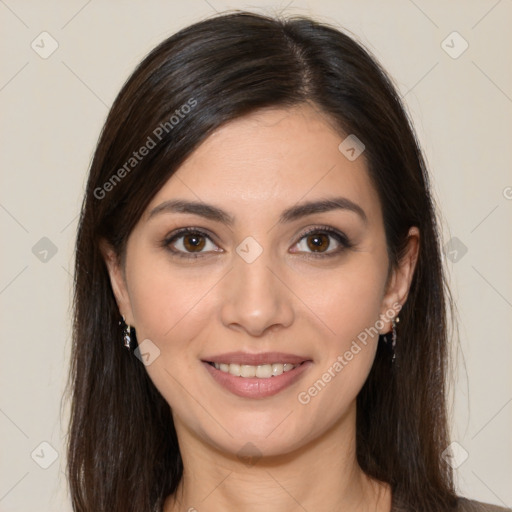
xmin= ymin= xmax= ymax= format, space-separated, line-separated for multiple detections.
xmin=104 ymin=104 xmax=418 ymax=459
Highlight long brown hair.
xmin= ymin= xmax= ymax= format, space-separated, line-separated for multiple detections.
xmin=66 ymin=10 xmax=457 ymax=511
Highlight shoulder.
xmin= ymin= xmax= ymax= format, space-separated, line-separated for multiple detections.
xmin=457 ymin=497 xmax=512 ymax=512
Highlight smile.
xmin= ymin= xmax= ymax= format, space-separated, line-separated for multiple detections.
xmin=202 ymin=360 xmax=312 ymax=399
xmin=210 ymin=361 xmax=300 ymax=378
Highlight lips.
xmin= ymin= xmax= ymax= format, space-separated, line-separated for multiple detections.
xmin=202 ymin=351 xmax=310 ymax=366
xmin=202 ymin=359 xmax=313 ymax=399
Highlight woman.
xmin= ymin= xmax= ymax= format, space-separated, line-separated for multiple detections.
xmin=66 ymin=10 xmax=511 ymax=512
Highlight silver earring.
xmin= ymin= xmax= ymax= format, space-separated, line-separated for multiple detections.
xmin=122 ymin=315 xmax=131 ymax=350
xmin=390 ymin=316 xmax=399 ymax=363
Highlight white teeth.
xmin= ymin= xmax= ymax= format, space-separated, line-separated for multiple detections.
xmin=212 ymin=362 xmax=300 ymax=378
xmin=240 ymin=365 xmax=256 ymax=378
xmin=272 ymin=363 xmax=284 ymax=376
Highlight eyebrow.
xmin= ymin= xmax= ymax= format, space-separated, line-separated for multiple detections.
xmin=148 ymin=196 xmax=367 ymax=225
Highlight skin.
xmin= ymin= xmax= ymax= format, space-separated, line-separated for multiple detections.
xmin=102 ymin=103 xmax=419 ymax=512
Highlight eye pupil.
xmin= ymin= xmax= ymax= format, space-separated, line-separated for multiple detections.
xmin=307 ymin=233 xmax=329 ymax=252
xmin=184 ymin=234 xmax=205 ymax=252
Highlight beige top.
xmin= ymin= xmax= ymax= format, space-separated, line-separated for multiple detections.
xmin=392 ymin=496 xmax=512 ymax=511
xmin=457 ymin=499 xmax=512 ymax=512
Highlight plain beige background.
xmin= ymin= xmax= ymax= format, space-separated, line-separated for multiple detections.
xmin=0 ymin=1 xmax=511 ymax=510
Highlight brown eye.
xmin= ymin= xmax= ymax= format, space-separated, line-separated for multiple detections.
xmin=294 ymin=227 xmax=351 ymax=257
xmin=306 ymin=233 xmax=330 ymax=252
xmin=164 ymin=228 xmax=220 ymax=258
xmin=182 ymin=233 xmax=206 ymax=252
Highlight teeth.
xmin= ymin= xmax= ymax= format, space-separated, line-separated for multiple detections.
xmin=212 ymin=362 xmax=301 ymax=378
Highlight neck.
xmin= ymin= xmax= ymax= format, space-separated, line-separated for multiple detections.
xmin=164 ymin=403 xmax=391 ymax=512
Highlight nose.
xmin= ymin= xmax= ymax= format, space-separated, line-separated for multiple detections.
xmin=219 ymin=248 xmax=295 ymax=337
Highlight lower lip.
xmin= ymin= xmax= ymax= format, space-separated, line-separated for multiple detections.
xmin=202 ymin=361 xmax=312 ymax=399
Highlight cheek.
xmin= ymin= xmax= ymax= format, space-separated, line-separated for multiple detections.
xmin=124 ymin=251 xmax=217 ymax=412
xmin=291 ymin=255 xmax=387 ymax=408
xmin=126 ymin=248 xmax=215 ymax=345
xmin=295 ymin=256 xmax=387 ymax=351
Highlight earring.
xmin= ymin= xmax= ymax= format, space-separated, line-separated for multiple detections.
xmin=121 ymin=315 xmax=131 ymax=350
xmin=390 ymin=316 xmax=399 ymax=363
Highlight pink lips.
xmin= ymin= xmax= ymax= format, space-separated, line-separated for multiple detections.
xmin=201 ymin=352 xmax=312 ymax=399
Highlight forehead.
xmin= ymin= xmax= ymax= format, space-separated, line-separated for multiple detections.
xmin=147 ymin=104 xmax=382 ymax=223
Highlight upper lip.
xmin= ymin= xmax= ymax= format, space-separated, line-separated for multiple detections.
xmin=202 ymin=351 xmax=310 ymax=366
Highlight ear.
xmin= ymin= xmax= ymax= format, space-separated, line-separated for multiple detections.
xmin=99 ymin=239 xmax=135 ymax=326
xmin=378 ymin=226 xmax=420 ymax=333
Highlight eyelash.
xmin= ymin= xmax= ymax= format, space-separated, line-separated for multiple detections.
xmin=162 ymin=225 xmax=353 ymax=260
